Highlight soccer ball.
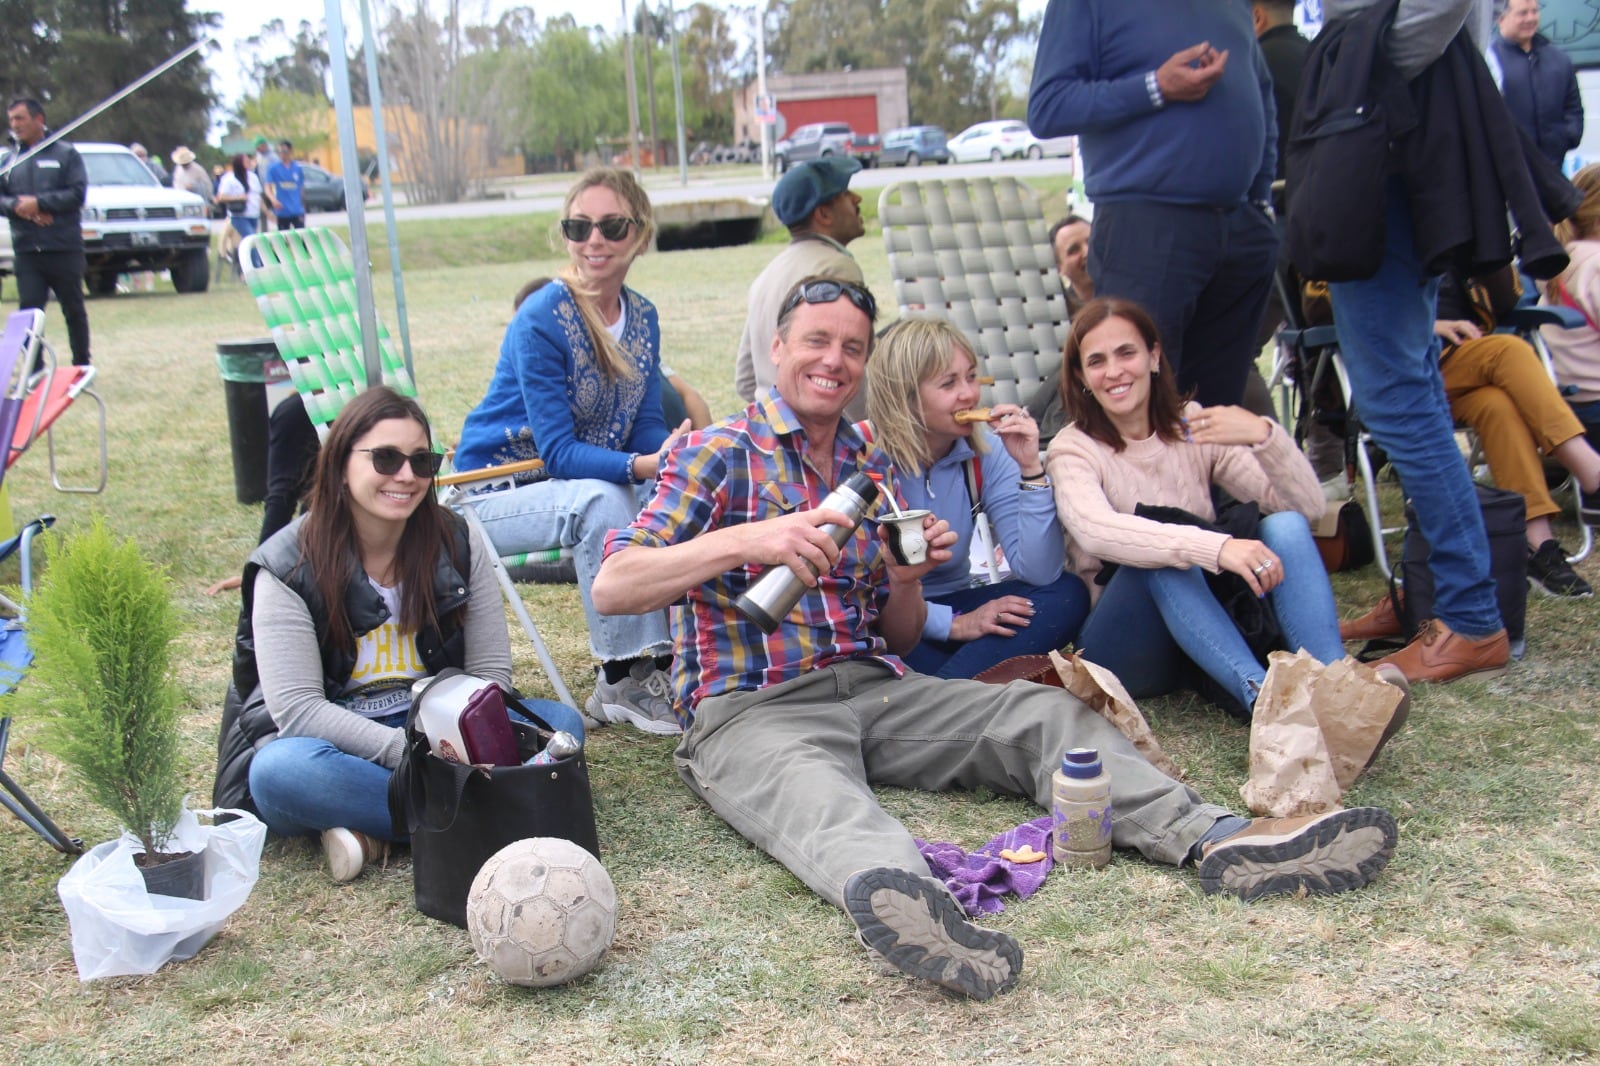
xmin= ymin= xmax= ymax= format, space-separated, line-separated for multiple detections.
xmin=465 ymin=837 xmax=618 ymax=987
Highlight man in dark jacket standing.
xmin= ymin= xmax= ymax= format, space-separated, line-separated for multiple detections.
xmin=1491 ymin=0 xmax=1583 ymax=167
xmin=1254 ymin=0 xmax=1311 ymax=180
xmin=0 ymin=99 xmax=90 ymax=366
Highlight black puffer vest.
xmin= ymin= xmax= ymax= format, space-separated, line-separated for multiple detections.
xmin=212 ymin=514 xmax=474 ymax=812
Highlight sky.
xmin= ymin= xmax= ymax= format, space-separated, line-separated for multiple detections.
xmin=198 ymin=0 xmax=1050 ymax=117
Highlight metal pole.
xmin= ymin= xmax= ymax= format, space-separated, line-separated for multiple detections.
xmin=755 ymin=5 xmax=771 ymax=181
xmin=668 ymin=0 xmax=689 ymax=186
xmin=358 ymin=0 xmax=416 ymax=382
xmin=0 ymin=40 xmax=207 ymax=177
xmin=621 ymin=0 xmax=643 ymax=175
xmin=326 ymin=0 xmax=383 ymax=391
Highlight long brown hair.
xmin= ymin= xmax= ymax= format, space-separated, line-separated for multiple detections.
xmin=558 ymin=167 xmax=656 ymax=382
xmin=1060 ymin=297 xmax=1188 ymax=452
xmin=299 ymin=386 xmax=464 ymax=654
xmin=1556 ymin=163 xmax=1600 ymax=246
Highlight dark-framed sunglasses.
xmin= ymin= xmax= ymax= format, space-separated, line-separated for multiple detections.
xmin=779 ymin=278 xmax=878 ymax=322
xmin=357 ymin=447 xmax=444 ymax=478
xmin=560 ymin=216 xmax=639 ymax=243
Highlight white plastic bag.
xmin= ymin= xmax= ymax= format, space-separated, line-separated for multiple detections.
xmin=56 ymin=804 xmax=267 ymax=981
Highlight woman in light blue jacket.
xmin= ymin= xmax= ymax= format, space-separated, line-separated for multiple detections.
xmin=865 ymin=317 xmax=1088 ymax=678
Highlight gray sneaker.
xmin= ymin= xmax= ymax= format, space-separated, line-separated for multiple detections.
xmin=585 ymin=661 xmax=682 ymax=736
xmin=1198 ymin=807 xmax=1398 ymax=902
xmin=844 ymin=867 xmax=1022 ymax=1000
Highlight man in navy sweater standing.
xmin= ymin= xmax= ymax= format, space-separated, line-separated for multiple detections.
xmin=1027 ymin=1 xmax=1280 ymax=407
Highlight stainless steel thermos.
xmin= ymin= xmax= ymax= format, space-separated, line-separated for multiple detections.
xmin=735 ymin=471 xmax=880 ymax=633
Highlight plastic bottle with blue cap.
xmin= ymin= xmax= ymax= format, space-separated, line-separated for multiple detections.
xmin=1052 ymin=747 xmax=1112 ymax=869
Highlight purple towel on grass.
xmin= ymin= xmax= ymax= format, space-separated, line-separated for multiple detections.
xmin=916 ymin=815 xmax=1056 ymax=916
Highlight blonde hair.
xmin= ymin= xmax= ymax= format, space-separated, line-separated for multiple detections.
xmin=865 ymin=316 xmax=989 ymax=476
xmin=558 ymin=168 xmax=656 ymax=381
xmin=1556 ymin=163 xmax=1600 ymax=246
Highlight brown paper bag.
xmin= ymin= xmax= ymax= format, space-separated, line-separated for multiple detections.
xmin=1240 ymin=651 xmax=1343 ymax=818
xmin=1049 ymin=650 xmax=1185 ymax=781
xmin=1240 ymin=650 xmax=1405 ymax=817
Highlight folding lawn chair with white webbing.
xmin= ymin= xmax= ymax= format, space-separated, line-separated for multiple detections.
xmin=0 ymin=307 xmax=109 ymax=854
xmin=878 ymin=177 xmax=1071 ymax=411
xmin=239 ymin=227 xmax=576 ymax=708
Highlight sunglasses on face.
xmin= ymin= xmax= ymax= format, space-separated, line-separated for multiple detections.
xmin=357 ymin=447 xmax=444 ymax=478
xmin=559 ymin=216 xmax=639 ymax=243
xmin=779 ymin=279 xmax=878 ymax=322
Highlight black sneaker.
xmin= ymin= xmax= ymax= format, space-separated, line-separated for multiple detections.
xmin=843 ymin=867 xmax=1022 ymax=1000
xmin=1528 ymin=539 xmax=1593 ymax=599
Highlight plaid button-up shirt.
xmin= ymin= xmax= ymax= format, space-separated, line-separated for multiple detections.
xmin=604 ymin=390 xmax=905 ymax=717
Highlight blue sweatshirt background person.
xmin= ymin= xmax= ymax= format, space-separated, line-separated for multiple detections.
xmin=1027 ymin=0 xmax=1279 ymax=409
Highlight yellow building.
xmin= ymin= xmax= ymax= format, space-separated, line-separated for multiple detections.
xmin=248 ymin=105 xmax=523 ymax=182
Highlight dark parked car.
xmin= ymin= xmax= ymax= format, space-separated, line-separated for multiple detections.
xmin=301 ymin=163 xmax=368 ymax=212
xmin=879 ymin=126 xmax=952 ymax=167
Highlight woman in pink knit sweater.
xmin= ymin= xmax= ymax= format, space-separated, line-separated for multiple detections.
xmin=1045 ymin=298 xmax=1391 ymax=718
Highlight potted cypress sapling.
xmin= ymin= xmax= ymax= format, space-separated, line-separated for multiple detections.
xmin=20 ymin=518 xmax=202 ymax=898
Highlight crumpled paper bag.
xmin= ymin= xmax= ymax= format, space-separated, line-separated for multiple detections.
xmin=1049 ymin=649 xmax=1185 ymax=781
xmin=1240 ymin=649 xmax=1404 ymax=817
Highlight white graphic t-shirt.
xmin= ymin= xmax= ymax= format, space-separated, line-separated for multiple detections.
xmin=340 ymin=581 xmax=428 ymax=718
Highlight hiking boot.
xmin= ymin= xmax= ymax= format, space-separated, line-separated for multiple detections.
xmin=1527 ymin=539 xmax=1592 ymax=599
xmin=586 ymin=661 xmax=683 ymax=736
xmin=1339 ymin=592 xmax=1402 ymax=642
xmin=1198 ymin=807 xmax=1398 ymax=902
xmin=1365 ymin=663 xmax=1412 ymax=772
xmin=1375 ymin=618 xmax=1509 ymax=684
xmin=322 ymin=827 xmax=388 ymax=883
xmin=843 ymin=867 xmax=1022 ymax=1000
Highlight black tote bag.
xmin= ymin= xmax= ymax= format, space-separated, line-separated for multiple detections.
xmin=388 ymin=685 xmax=600 ymax=929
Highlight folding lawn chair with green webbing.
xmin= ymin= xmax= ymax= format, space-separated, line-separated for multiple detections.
xmin=238 ymin=227 xmax=577 ymax=708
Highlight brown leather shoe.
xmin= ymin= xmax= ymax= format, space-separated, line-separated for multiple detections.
xmin=1340 ymin=592 xmax=1402 ymax=641
xmin=1375 ymin=618 xmax=1509 ymax=684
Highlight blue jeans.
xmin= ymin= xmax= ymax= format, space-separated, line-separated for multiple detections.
xmin=249 ymin=698 xmax=587 ymax=840
xmin=465 ymin=477 xmax=671 ymax=662
xmin=1075 ymin=512 xmax=1346 ymax=711
xmin=1328 ymin=180 xmax=1500 ymax=636
xmin=904 ymin=574 xmax=1089 ymax=679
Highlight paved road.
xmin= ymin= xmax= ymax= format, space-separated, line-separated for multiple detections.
xmin=314 ymin=157 xmax=1079 ymax=224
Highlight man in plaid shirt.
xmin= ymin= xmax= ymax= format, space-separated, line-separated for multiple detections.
xmin=594 ymin=277 xmax=1399 ymax=1001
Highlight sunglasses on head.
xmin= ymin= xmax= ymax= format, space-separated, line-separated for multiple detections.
xmin=779 ymin=279 xmax=878 ymax=322
xmin=357 ymin=447 xmax=444 ymax=478
xmin=559 ymin=216 xmax=639 ymax=243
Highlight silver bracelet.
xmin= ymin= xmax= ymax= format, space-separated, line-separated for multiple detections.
xmin=1018 ymin=478 xmax=1052 ymax=491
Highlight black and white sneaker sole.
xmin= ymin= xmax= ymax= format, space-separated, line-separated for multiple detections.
xmin=843 ymin=867 xmax=1022 ymax=1000
xmin=1527 ymin=574 xmax=1593 ymax=599
xmin=1199 ymin=807 xmax=1399 ymax=902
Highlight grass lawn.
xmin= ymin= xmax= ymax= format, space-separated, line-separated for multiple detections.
xmin=1 ymin=188 xmax=1597 ymax=1064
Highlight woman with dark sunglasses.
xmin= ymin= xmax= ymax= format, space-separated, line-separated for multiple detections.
xmin=864 ymin=316 xmax=1089 ymax=678
xmin=454 ymin=168 xmax=687 ymax=736
xmin=215 ymin=387 xmax=583 ymax=882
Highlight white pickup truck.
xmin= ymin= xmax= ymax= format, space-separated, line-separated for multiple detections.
xmin=0 ymin=141 xmax=213 ymax=295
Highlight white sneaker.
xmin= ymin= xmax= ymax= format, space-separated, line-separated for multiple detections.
xmin=322 ymin=827 xmax=387 ymax=883
xmin=585 ymin=661 xmax=682 ymax=736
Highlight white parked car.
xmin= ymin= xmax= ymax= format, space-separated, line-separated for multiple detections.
xmin=77 ymin=143 xmax=213 ymax=294
xmin=948 ymin=120 xmax=1074 ymax=163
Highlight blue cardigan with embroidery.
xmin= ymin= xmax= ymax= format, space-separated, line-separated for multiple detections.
xmin=454 ymin=279 xmax=669 ymax=483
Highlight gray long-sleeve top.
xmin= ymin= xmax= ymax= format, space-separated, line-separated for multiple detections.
xmin=1321 ymin=0 xmax=1488 ymax=78
xmin=250 ymin=538 xmax=514 ymax=769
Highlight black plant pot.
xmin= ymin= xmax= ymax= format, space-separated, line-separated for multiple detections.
xmin=138 ymin=847 xmax=207 ymax=901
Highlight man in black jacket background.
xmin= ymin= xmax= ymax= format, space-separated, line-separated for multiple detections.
xmin=0 ymin=99 xmax=90 ymax=366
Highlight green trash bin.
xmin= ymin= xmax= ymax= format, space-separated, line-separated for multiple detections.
xmin=216 ymin=338 xmax=289 ymax=505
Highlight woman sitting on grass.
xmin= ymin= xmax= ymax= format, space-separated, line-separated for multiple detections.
xmin=864 ymin=316 xmax=1088 ymax=678
xmin=1046 ymin=297 xmax=1409 ymax=717
xmin=454 ymin=168 xmax=688 ymax=736
xmin=216 ymin=386 xmax=581 ymax=882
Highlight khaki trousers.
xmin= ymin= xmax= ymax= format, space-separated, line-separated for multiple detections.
xmin=1444 ymin=334 xmax=1586 ymax=521
xmin=675 ymin=661 xmax=1228 ymax=910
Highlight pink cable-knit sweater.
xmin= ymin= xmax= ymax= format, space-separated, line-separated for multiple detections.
xmin=1044 ymin=411 xmax=1325 ymax=605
